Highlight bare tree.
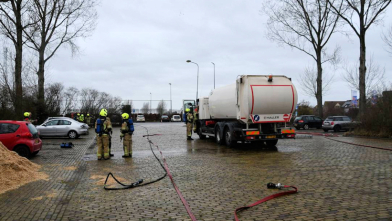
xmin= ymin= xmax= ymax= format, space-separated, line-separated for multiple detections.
xmin=61 ymin=86 xmax=78 ymax=115
xmin=263 ymin=0 xmax=342 ymax=118
xmin=141 ymin=102 xmax=149 ymax=114
xmin=45 ymin=82 xmax=63 ymax=116
xmin=329 ymin=0 xmax=392 ymax=117
xmin=0 ymin=0 xmax=35 ymax=117
xmin=300 ymin=65 xmax=334 ymax=100
xmin=343 ymin=55 xmax=385 ymax=97
xmin=156 ymin=100 xmax=167 ymax=116
xmin=24 ymin=0 xmax=98 ymax=120
xmin=382 ymin=24 xmax=392 ymax=54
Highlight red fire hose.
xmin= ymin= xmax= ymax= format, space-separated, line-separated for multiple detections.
xmin=234 ymin=183 xmax=298 ymax=221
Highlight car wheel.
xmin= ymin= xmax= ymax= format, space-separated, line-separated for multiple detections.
xmin=304 ymin=124 xmax=309 ymax=130
xmin=31 ymin=151 xmax=39 ymax=156
xmin=14 ymin=145 xmax=31 ymax=158
xmin=265 ymin=140 xmax=278 ymax=147
xmin=68 ymin=130 xmax=78 ymax=139
xmin=333 ymin=125 xmax=341 ymax=132
xmin=224 ymin=127 xmax=236 ymax=147
xmin=215 ymin=127 xmax=224 ymax=145
xmin=323 ymin=129 xmax=328 ymax=132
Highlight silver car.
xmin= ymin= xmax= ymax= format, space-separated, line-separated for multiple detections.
xmin=36 ymin=117 xmax=89 ymax=138
xmin=322 ymin=116 xmax=352 ymax=132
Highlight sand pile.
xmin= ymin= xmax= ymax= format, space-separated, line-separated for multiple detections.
xmin=0 ymin=142 xmax=48 ymax=195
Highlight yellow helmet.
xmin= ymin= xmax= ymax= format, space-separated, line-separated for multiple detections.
xmin=77 ymin=113 xmax=80 ymax=116
xmin=87 ymin=114 xmax=90 ymax=116
xmin=24 ymin=112 xmax=30 ymax=117
xmin=100 ymin=108 xmax=108 ymax=117
xmin=185 ymin=108 xmax=190 ymax=112
xmin=121 ymin=113 xmax=129 ymax=119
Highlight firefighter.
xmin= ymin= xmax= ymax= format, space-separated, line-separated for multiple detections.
xmin=80 ymin=114 xmax=85 ymax=123
xmin=23 ymin=112 xmax=36 ymax=124
xmin=193 ymin=105 xmax=199 ymax=133
xmin=186 ymin=108 xmax=194 ymax=140
xmin=120 ymin=113 xmax=134 ymax=158
xmin=86 ymin=113 xmax=91 ymax=126
xmin=77 ymin=113 xmax=80 ymax=121
xmin=95 ymin=108 xmax=112 ymax=160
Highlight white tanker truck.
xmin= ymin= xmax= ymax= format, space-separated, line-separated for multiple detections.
xmin=186 ymin=75 xmax=298 ymax=147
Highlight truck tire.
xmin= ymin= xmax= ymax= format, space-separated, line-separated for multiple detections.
xmin=198 ymin=127 xmax=206 ymax=140
xmin=224 ymin=126 xmax=236 ymax=147
xmin=215 ymin=126 xmax=224 ymax=145
xmin=265 ymin=139 xmax=278 ymax=147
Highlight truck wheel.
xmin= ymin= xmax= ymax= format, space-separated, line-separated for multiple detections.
xmin=215 ymin=127 xmax=224 ymax=145
xmin=198 ymin=127 xmax=206 ymax=139
xmin=333 ymin=125 xmax=341 ymax=132
xmin=265 ymin=140 xmax=278 ymax=147
xmin=224 ymin=127 xmax=236 ymax=147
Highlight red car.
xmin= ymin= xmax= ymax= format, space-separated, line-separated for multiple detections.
xmin=0 ymin=120 xmax=42 ymax=158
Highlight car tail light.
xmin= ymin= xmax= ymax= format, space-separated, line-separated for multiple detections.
xmin=331 ymin=122 xmax=334 ymax=125
xmin=299 ymin=120 xmax=304 ymax=123
xmin=23 ymin=132 xmax=33 ymax=138
xmin=246 ymin=136 xmax=255 ymax=140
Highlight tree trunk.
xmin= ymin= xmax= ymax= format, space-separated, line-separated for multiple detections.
xmin=316 ymin=50 xmax=323 ymax=118
xmin=14 ymin=0 xmax=23 ymax=119
xmin=37 ymin=49 xmax=46 ymax=122
xmin=359 ymin=27 xmax=367 ymax=118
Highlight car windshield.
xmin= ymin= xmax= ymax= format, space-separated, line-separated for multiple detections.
xmin=162 ymin=115 xmax=168 ymax=118
xmin=294 ymin=117 xmax=301 ymax=121
xmin=174 ymin=116 xmax=180 ymax=119
xmin=137 ymin=115 xmax=144 ymax=118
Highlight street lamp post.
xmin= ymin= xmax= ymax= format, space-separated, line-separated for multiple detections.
xmin=150 ymin=92 xmax=152 ymax=114
xmin=169 ymin=83 xmax=172 ymax=114
xmin=211 ymin=62 xmax=215 ymax=89
xmin=186 ymin=60 xmax=199 ymax=103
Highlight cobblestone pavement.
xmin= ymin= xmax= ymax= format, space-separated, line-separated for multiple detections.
xmin=1 ymin=123 xmax=392 ymax=221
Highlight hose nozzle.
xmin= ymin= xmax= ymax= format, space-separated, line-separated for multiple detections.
xmin=267 ymin=182 xmax=285 ymax=189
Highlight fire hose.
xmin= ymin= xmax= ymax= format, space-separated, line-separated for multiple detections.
xmin=104 ymin=125 xmax=298 ymax=221
xmin=234 ymin=183 xmax=298 ymax=221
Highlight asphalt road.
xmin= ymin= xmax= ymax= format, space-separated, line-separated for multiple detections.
xmin=1 ymin=122 xmax=392 ymax=221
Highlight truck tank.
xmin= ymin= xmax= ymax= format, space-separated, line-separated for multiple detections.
xmin=208 ymin=75 xmax=298 ymax=124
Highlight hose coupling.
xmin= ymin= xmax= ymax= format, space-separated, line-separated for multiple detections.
xmin=267 ymin=182 xmax=285 ymax=189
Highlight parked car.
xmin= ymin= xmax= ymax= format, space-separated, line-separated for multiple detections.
xmin=136 ymin=115 xmax=145 ymax=122
xmin=171 ymin=115 xmax=181 ymax=122
xmin=36 ymin=117 xmax=89 ymax=139
xmin=161 ymin=115 xmax=170 ymax=122
xmin=293 ymin=115 xmax=323 ymax=130
xmin=322 ymin=116 xmax=354 ymax=132
xmin=0 ymin=121 xmax=42 ymax=158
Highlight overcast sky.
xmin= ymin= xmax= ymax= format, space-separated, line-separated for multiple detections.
xmin=49 ymin=0 xmax=392 ymax=111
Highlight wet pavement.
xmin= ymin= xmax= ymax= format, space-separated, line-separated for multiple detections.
xmin=1 ymin=122 xmax=392 ymax=220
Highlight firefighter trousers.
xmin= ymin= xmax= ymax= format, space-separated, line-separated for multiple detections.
xmin=186 ymin=123 xmax=193 ymax=137
xmin=123 ymin=134 xmax=133 ymax=156
xmin=97 ymin=134 xmax=110 ymax=159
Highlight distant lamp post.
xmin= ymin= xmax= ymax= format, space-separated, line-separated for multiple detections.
xmin=169 ymin=83 xmax=172 ymax=114
xmin=186 ymin=60 xmax=199 ymax=103
xmin=150 ymin=92 xmax=152 ymax=114
xmin=211 ymin=62 xmax=215 ymax=89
